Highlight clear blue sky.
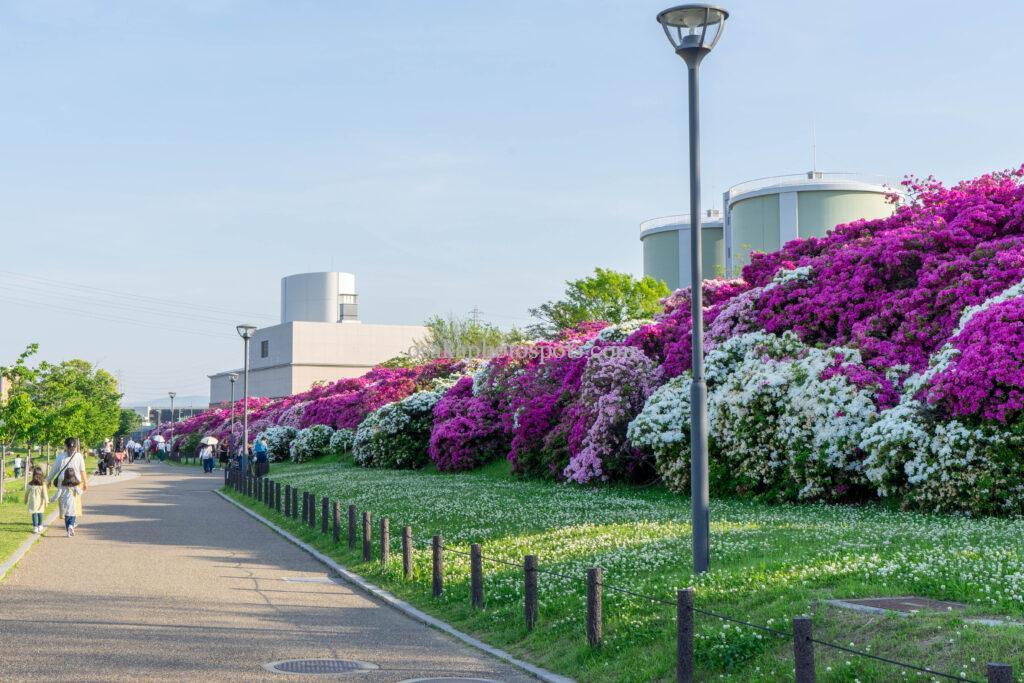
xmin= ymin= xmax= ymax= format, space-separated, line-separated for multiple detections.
xmin=1 ymin=0 xmax=1021 ymax=404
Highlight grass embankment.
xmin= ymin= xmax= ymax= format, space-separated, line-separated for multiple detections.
xmin=0 ymin=453 xmax=99 ymax=570
xmin=226 ymin=455 xmax=1024 ymax=682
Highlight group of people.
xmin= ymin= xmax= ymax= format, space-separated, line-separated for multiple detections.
xmin=24 ymin=437 xmax=88 ymax=538
xmin=196 ymin=435 xmax=270 ymax=477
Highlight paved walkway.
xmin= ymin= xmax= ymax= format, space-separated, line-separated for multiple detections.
xmin=0 ymin=463 xmax=532 ymax=682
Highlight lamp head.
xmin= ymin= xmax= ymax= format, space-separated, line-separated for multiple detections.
xmin=228 ymin=373 xmax=239 ymax=383
xmin=236 ymin=324 xmax=257 ymax=340
xmin=168 ymin=391 xmax=176 ymax=400
xmin=656 ymin=4 xmax=728 ymax=67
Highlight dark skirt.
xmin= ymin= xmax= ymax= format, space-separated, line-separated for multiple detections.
xmin=255 ymin=461 xmax=270 ymax=477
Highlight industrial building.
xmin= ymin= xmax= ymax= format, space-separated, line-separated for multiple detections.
xmin=640 ymin=171 xmax=895 ymax=289
xmin=208 ymin=272 xmax=427 ymax=405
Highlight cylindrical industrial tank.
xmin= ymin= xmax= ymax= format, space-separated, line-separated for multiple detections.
xmin=724 ymin=172 xmax=895 ymax=274
xmin=640 ymin=212 xmax=725 ymax=291
xmin=281 ymin=272 xmax=358 ymax=324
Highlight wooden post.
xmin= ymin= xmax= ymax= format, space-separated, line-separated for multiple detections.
xmin=793 ymin=616 xmax=815 ymax=683
xmin=524 ymin=555 xmax=538 ymax=631
xmin=987 ymin=664 xmax=1013 ymax=683
xmin=470 ymin=543 xmax=483 ymax=609
xmin=676 ymin=588 xmax=694 ymax=683
xmin=275 ymin=482 xmax=281 ymax=513
xmin=284 ymin=485 xmax=291 ymax=517
xmin=291 ymin=488 xmax=298 ymax=519
xmin=321 ymin=497 xmax=329 ymax=535
xmin=402 ymin=526 xmax=413 ymax=580
xmin=348 ymin=505 xmax=357 ymax=549
xmin=380 ymin=517 xmax=390 ymax=564
xmin=587 ymin=567 xmax=602 ymax=646
xmin=332 ymin=501 xmax=341 ymax=542
xmin=432 ymin=535 xmax=443 ymax=597
xmin=362 ymin=511 xmax=372 ymax=562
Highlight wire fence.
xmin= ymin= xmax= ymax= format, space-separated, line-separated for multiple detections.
xmin=228 ymin=470 xmax=1014 ymax=683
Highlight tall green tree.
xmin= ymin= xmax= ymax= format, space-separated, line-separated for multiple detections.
xmin=116 ymin=408 xmax=144 ymax=438
xmin=32 ymin=359 xmax=121 ymax=449
xmin=528 ymin=268 xmax=671 ymax=338
xmin=411 ymin=314 xmax=522 ymax=360
xmin=0 ymin=344 xmax=40 ymax=499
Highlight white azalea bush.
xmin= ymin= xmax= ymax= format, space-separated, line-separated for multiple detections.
xmin=630 ymin=331 xmax=881 ymax=501
xmin=353 ymin=390 xmax=442 ymax=469
xmin=258 ymin=425 xmax=298 ymax=462
xmin=329 ymin=427 xmax=355 ymax=454
xmin=627 ymin=375 xmax=691 ymax=492
xmin=290 ymin=424 xmax=335 ymax=463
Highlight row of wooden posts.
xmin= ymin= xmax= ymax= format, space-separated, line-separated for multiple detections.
xmin=226 ymin=470 xmax=1014 ymax=683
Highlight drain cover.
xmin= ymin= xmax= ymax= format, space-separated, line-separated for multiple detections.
xmin=829 ymin=596 xmax=966 ymax=615
xmin=264 ymin=659 xmax=378 ymax=675
xmin=398 ymin=679 xmax=501 ymax=683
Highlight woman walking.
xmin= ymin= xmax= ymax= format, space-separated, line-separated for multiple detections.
xmin=48 ymin=437 xmax=88 ymax=537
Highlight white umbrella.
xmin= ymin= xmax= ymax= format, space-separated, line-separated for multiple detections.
xmin=151 ymin=435 xmax=166 ymax=443
xmin=200 ymin=436 xmax=219 ymax=446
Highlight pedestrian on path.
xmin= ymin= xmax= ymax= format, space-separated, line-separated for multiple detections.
xmin=218 ymin=442 xmax=230 ymax=470
xmin=24 ymin=466 xmax=48 ymax=534
xmin=13 ymin=455 xmax=23 ymax=479
xmin=253 ymin=436 xmax=269 ymax=477
xmin=199 ymin=444 xmax=215 ymax=473
xmin=48 ymin=437 xmax=88 ymax=537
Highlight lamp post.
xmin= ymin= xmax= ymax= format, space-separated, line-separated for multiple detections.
xmin=168 ymin=391 xmax=176 ymax=458
xmin=656 ymin=3 xmax=728 ymax=575
xmin=228 ymin=372 xmax=239 ymax=456
xmin=235 ymin=325 xmax=257 ymax=475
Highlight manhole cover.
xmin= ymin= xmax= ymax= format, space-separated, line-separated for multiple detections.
xmin=264 ymin=659 xmax=378 ymax=675
xmin=829 ymin=596 xmax=966 ymax=615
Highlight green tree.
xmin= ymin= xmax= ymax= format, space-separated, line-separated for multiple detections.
xmin=0 ymin=344 xmax=40 ymax=499
xmin=32 ymin=359 xmax=121 ymax=449
xmin=528 ymin=268 xmax=671 ymax=338
xmin=412 ymin=314 xmax=519 ymax=360
xmin=116 ymin=408 xmax=144 ymax=438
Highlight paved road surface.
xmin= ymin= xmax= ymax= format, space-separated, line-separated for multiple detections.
xmin=0 ymin=463 xmax=532 ymax=682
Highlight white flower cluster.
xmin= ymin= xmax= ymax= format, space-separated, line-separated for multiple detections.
xmin=595 ymin=319 xmax=653 ymax=343
xmin=953 ymin=277 xmax=1024 ymax=336
xmin=258 ymin=425 xmax=298 ymax=462
xmin=353 ymin=390 xmax=442 ymax=469
xmin=290 ymin=424 xmax=334 ymax=463
xmin=630 ymin=331 xmax=879 ymax=500
xmin=763 ymin=265 xmax=813 ymax=291
xmin=626 ymin=375 xmax=692 ymax=492
xmin=329 ymin=427 xmax=355 ymax=454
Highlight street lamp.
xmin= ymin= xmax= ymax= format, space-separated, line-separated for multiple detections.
xmin=228 ymin=372 xmax=239 ymax=455
xmin=656 ymin=3 xmax=728 ymax=575
xmin=235 ymin=324 xmax=257 ymax=474
xmin=168 ymin=391 xmax=176 ymax=459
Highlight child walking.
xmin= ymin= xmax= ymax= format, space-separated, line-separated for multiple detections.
xmin=24 ymin=466 xmax=48 ymax=533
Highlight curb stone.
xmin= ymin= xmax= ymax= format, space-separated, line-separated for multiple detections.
xmin=216 ymin=490 xmax=576 ymax=683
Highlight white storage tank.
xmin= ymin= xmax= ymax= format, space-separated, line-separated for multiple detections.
xmin=724 ymin=172 xmax=896 ymax=274
xmin=281 ymin=272 xmax=359 ymax=324
xmin=639 ymin=211 xmax=725 ymax=291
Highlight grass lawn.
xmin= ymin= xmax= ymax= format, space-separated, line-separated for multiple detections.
xmin=226 ymin=455 xmax=1024 ymax=682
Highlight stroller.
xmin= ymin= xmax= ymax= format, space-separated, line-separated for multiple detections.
xmin=105 ymin=451 xmax=121 ymax=476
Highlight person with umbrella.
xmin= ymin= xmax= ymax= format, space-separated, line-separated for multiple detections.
xmin=198 ymin=436 xmax=217 ymax=474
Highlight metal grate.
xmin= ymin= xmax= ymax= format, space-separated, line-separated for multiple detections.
xmin=265 ymin=659 xmax=377 ymax=675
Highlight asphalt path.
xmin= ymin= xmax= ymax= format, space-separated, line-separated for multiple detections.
xmin=0 ymin=462 xmax=532 ymax=682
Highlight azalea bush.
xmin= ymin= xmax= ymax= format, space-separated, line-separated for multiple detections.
xmin=329 ymin=428 xmax=355 ymax=454
xmin=162 ymin=167 xmax=1024 ymax=514
xmin=290 ymin=424 xmax=334 ymax=463
xmin=259 ymin=425 xmax=298 ymax=461
xmin=353 ymin=390 xmax=442 ymax=469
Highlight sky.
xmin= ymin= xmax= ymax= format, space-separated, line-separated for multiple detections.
xmin=1 ymin=0 xmax=1022 ymax=405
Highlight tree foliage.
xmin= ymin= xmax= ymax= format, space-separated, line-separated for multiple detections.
xmin=116 ymin=408 xmax=144 ymax=437
xmin=528 ymin=268 xmax=671 ymax=338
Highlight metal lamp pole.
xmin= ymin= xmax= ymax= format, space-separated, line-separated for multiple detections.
xmin=235 ymin=325 xmax=257 ymax=475
xmin=168 ymin=391 xmax=176 ymax=459
xmin=228 ymin=373 xmax=238 ymax=456
xmin=656 ymin=3 xmax=728 ymax=575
